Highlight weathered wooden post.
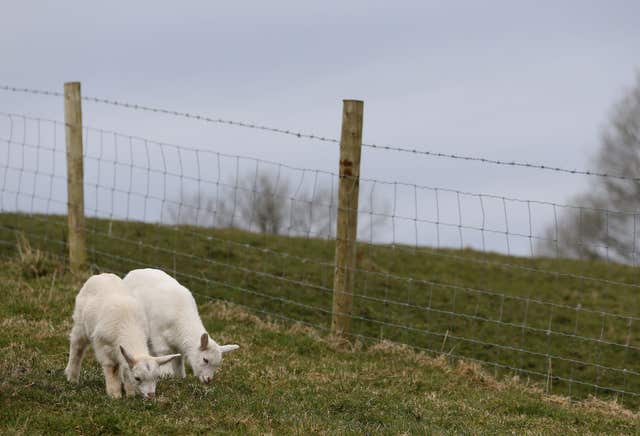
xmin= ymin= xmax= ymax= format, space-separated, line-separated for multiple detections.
xmin=64 ymin=82 xmax=86 ymax=274
xmin=331 ymin=99 xmax=364 ymax=338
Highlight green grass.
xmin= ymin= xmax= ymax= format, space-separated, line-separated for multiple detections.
xmin=2 ymin=212 xmax=640 ymax=408
xmin=1 ymin=254 xmax=639 ymax=434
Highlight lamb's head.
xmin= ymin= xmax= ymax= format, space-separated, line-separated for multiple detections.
xmin=119 ymin=346 xmax=181 ymax=399
xmin=192 ymin=333 xmax=239 ymax=384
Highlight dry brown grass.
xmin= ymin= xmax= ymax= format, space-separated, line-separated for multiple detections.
xmin=201 ymin=300 xmax=281 ymax=332
xmin=12 ymin=233 xmax=63 ymax=279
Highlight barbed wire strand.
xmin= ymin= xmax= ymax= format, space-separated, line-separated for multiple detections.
xmin=2 ymin=85 xmax=639 ymax=182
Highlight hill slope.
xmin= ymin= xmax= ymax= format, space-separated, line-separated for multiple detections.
xmin=0 ymin=254 xmax=639 ymax=434
xmin=2 ymin=213 xmax=640 ymax=406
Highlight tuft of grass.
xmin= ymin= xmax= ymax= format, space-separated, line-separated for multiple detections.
xmin=12 ymin=232 xmax=64 ymax=279
xmin=0 ymin=256 xmax=639 ymax=434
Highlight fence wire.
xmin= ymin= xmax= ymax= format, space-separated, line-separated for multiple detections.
xmin=2 ymin=84 xmax=639 ymax=182
xmin=1 ymin=108 xmax=640 ymax=407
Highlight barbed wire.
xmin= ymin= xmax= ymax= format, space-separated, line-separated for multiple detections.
xmin=4 ymin=110 xmax=640 ymax=218
xmin=2 ymin=85 xmax=639 ymax=182
xmin=0 ymin=85 xmax=339 ymax=144
xmin=359 ymin=141 xmax=640 ymax=182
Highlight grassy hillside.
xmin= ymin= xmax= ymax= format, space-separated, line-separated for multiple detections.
xmin=2 ymin=213 xmax=640 ymax=407
xmin=1 ymin=253 xmax=639 ymax=434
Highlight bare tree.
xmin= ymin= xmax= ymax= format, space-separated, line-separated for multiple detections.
xmin=165 ymin=191 xmax=232 ymax=228
xmin=237 ymin=173 xmax=288 ymax=234
xmin=167 ymin=170 xmax=389 ymax=239
xmin=538 ymin=73 xmax=640 ymax=262
xmin=166 ymin=173 xmax=287 ymax=233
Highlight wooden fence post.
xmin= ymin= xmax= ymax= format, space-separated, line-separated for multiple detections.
xmin=64 ymin=82 xmax=86 ymax=274
xmin=331 ymin=99 xmax=364 ymax=338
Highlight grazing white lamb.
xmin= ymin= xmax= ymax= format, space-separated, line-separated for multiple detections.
xmin=123 ymin=268 xmax=239 ymax=384
xmin=64 ymin=273 xmax=181 ymax=399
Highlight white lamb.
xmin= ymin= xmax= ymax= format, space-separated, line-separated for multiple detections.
xmin=64 ymin=273 xmax=181 ymax=399
xmin=123 ymin=268 xmax=239 ymax=384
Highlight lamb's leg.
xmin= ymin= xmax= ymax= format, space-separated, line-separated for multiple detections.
xmin=103 ymin=364 xmax=122 ymax=399
xmin=64 ymin=324 xmax=89 ymax=383
xmin=120 ymin=365 xmax=136 ymax=397
xmin=157 ymin=352 xmax=176 ymax=377
xmin=123 ymin=381 xmax=136 ymax=397
xmin=151 ymin=337 xmax=176 ymax=377
xmin=172 ymin=355 xmax=186 ymax=378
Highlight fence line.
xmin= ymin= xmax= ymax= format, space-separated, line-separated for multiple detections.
xmin=5 ymin=140 xmax=638 ymax=268
xmin=3 ymin=111 xmax=640 ymax=276
xmin=4 ymin=110 xmax=640 ymax=216
xmin=2 ymin=87 xmax=640 ymax=406
xmin=4 ymin=111 xmax=640 ymax=288
xmin=2 ymin=84 xmax=638 ymax=182
xmin=4 ymin=112 xmax=640 ymax=284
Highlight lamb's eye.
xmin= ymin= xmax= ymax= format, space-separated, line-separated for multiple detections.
xmin=203 ymin=358 xmax=209 ymax=364
xmin=134 ymin=376 xmax=141 ymax=382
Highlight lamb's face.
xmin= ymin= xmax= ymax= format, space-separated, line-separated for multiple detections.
xmin=194 ymin=347 xmax=222 ymax=384
xmin=129 ymin=358 xmax=161 ymax=399
xmin=119 ymin=345 xmax=181 ymax=399
xmin=195 ymin=333 xmax=239 ymax=384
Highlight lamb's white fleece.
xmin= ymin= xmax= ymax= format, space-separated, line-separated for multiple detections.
xmin=64 ymin=273 xmax=180 ymax=398
xmin=123 ymin=268 xmax=239 ymax=384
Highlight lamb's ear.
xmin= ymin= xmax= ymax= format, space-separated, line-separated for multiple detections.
xmin=199 ymin=333 xmax=209 ymax=351
xmin=120 ymin=345 xmax=136 ymax=369
xmin=155 ymin=353 xmax=181 ymax=366
xmin=219 ymin=344 xmax=240 ymax=354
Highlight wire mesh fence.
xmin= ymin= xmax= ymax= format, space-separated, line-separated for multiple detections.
xmin=2 ymin=87 xmax=640 ymax=407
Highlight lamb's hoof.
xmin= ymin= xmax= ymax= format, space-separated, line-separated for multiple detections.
xmin=64 ymin=367 xmax=79 ymax=383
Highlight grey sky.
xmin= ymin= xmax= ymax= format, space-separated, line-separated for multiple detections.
xmin=1 ymin=1 xmax=639 ymax=254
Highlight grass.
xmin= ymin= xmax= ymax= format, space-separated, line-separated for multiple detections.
xmin=1 ymin=253 xmax=639 ymax=434
xmin=1 ymin=212 xmax=640 ymax=407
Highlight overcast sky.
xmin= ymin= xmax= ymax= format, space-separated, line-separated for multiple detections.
xmin=1 ymin=1 xmax=639 ymax=254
